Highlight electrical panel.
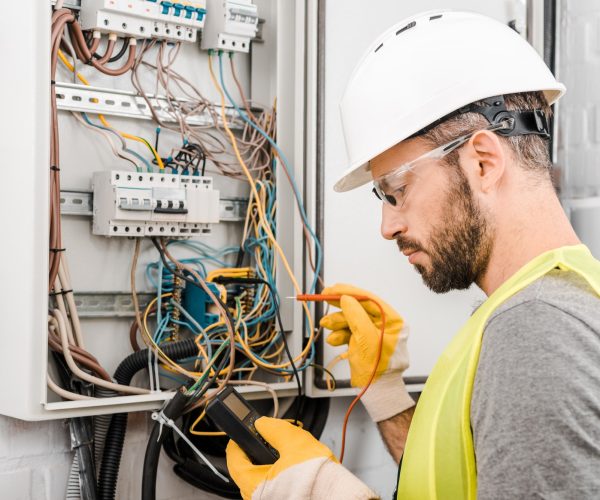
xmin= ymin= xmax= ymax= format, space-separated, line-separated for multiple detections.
xmin=92 ymin=170 xmax=220 ymax=237
xmin=79 ymin=0 xmax=207 ymax=42
xmin=200 ymin=0 xmax=258 ymax=52
xmin=0 ymin=0 xmax=312 ymax=428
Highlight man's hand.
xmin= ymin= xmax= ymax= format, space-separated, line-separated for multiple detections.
xmin=226 ymin=417 xmax=378 ymax=499
xmin=320 ymin=284 xmax=415 ymax=422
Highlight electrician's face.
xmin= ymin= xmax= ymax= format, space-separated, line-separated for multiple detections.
xmin=370 ymin=138 xmax=493 ymax=293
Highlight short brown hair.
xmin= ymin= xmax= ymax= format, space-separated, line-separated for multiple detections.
xmin=421 ymin=91 xmax=553 ymax=178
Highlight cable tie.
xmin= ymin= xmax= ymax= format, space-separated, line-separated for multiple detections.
xmin=48 ymin=288 xmax=73 ymax=297
xmin=151 ymin=410 xmax=230 ymax=483
xmin=49 ymin=247 xmax=66 ymax=253
xmin=50 ymin=165 xmax=61 ymax=172
xmin=51 ymin=79 xmax=56 ymax=85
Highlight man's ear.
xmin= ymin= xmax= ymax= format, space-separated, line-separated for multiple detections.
xmin=462 ymin=130 xmax=507 ymax=194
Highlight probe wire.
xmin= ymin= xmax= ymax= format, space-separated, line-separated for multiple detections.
xmin=296 ymin=294 xmax=386 ymax=463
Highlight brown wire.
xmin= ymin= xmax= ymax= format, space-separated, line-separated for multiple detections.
xmin=68 ymin=21 xmax=136 ymax=76
xmin=129 ymin=41 xmax=274 ymax=178
xmin=49 ymin=8 xmax=75 ymax=290
xmin=49 ymin=10 xmax=136 ymax=392
xmin=95 ymin=38 xmax=115 ymax=65
xmin=47 ymin=335 xmax=112 ymax=381
xmin=129 ymin=318 xmax=141 ymax=352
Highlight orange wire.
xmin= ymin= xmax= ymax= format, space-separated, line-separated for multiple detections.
xmin=295 ymin=293 xmax=385 ymax=463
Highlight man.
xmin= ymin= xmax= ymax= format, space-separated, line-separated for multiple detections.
xmin=226 ymin=10 xmax=600 ymax=499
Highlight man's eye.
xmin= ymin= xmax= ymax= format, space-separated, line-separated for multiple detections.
xmin=393 ymin=185 xmax=407 ymax=197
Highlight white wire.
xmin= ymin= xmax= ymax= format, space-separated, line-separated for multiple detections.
xmin=51 ymin=309 xmax=150 ymax=395
xmin=47 ymin=373 xmax=92 ymax=401
xmin=152 ymin=409 xmax=230 ymax=483
xmin=71 ymin=112 xmax=140 ymax=169
xmin=57 ymin=259 xmax=85 ymax=348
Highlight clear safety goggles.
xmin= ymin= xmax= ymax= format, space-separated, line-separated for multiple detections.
xmin=371 ymin=119 xmax=513 ymax=209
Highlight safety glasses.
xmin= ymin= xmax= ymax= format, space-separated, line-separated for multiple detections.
xmin=371 ymin=119 xmax=513 ymax=209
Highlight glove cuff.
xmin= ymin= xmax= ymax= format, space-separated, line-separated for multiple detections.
xmin=311 ymin=460 xmax=380 ymax=500
xmin=361 ymin=372 xmax=415 ymax=422
xmin=256 ymin=457 xmax=378 ymax=500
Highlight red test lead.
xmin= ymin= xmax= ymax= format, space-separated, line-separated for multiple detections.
xmin=292 ymin=292 xmax=385 ymax=463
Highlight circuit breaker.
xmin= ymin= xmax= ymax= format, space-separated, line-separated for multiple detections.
xmin=92 ymin=170 xmax=220 ymax=237
xmin=200 ymin=0 xmax=259 ymax=52
xmin=79 ymin=0 xmax=207 ymax=42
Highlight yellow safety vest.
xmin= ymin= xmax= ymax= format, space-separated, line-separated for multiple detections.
xmin=397 ymin=244 xmax=600 ymax=499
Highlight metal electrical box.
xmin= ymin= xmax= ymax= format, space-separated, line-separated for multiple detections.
xmin=0 ymin=0 xmax=529 ymax=420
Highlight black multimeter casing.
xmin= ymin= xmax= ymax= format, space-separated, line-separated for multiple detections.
xmin=206 ymin=386 xmax=280 ymax=465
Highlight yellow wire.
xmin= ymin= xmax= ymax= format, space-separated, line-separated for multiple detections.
xmin=189 ymin=407 xmax=303 ymax=436
xmin=57 ymin=49 xmax=165 ymax=170
xmin=59 ymin=48 xmax=304 ymax=378
xmin=141 ymin=295 xmax=203 ymax=378
xmin=98 ymin=115 xmax=165 ymax=170
xmin=189 ymin=409 xmax=226 ymax=436
xmin=206 ymin=267 xmax=253 ymax=282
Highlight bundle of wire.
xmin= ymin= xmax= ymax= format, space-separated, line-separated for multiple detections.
xmin=48 ymin=9 xmax=333 ymax=498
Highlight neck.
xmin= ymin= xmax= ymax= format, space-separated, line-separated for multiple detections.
xmin=478 ymin=185 xmax=581 ymax=296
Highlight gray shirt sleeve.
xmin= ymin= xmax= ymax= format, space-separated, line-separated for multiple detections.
xmin=471 ymin=299 xmax=600 ymax=500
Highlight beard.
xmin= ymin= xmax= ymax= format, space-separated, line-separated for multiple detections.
xmin=396 ymin=167 xmax=493 ymax=293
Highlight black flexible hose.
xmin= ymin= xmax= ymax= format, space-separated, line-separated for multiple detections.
xmin=162 ymin=395 xmax=331 ymax=498
xmin=141 ymin=391 xmax=190 ymax=500
xmin=97 ymin=339 xmax=197 ymax=500
xmin=141 ymin=333 xmax=232 ymax=500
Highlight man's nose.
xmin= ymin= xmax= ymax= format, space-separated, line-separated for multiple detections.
xmin=381 ymin=204 xmax=407 ymax=240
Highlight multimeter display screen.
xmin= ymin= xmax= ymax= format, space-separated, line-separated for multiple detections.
xmin=224 ymin=392 xmax=251 ymax=420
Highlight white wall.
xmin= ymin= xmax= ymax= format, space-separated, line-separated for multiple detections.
xmin=557 ymin=0 xmax=600 ymax=256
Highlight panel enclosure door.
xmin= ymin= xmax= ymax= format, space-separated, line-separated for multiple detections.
xmin=305 ymin=0 xmax=527 ymax=396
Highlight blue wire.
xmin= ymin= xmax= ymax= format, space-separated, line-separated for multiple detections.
xmin=216 ymin=53 xmax=322 ymax=293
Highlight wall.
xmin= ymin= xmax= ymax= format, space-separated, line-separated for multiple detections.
xmin=0 ymin=0 xmax=594 ymax=499
xmin=0 ymin=398 xmax=397 ymax=500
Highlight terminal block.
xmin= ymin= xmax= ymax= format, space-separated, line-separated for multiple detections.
xmin=200 ymin=0 xmax=258 ymax=53
xmin=92 ymin=170 xmax=220 ymax=237
xmin=80 ymin=0 xmax=207 ymax=43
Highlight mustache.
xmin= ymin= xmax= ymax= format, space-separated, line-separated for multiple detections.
xmin=395 ymin=237 xmax=425 ymax=254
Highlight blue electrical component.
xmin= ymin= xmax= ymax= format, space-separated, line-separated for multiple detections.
xmin=160 ymin=1 xmax=173 ymax=15
xmin=182 ymin=281 xmax=221 ymax=328
xmin=184 ymin=5 xmax=195 ymax=19
xmin=172 ymin=2 xmax=184 ymax=16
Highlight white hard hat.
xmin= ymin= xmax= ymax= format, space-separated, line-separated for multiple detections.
xmin=335 ymin=10 xmax=566 ymax=193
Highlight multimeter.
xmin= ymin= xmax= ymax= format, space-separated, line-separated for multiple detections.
xmin=206 ymin=386 xmax=280 ymax=465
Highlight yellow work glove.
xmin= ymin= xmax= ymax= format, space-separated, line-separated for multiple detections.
xmin=320 ymin=284 xmax=415 ymax=422
xmin=226 ymin=417 xmax=379 ymax=500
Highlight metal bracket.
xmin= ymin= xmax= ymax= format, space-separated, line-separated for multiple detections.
xmin=60 ymin=190 xmax=248 ymax=222
xmin=61 ymin=190 xmax=93 ymax=217
xmin=52 ymin=0 xmax=81 ymax=10
xmin=219 ymin=198 xmax=248 ymax=221
xmin=55 ymin=82 xmax=244 ymax=129
xmin=50 ymin=292 xmax=155 ymax=318
xmin=254 ymin=18 xmax=266 ymax=43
